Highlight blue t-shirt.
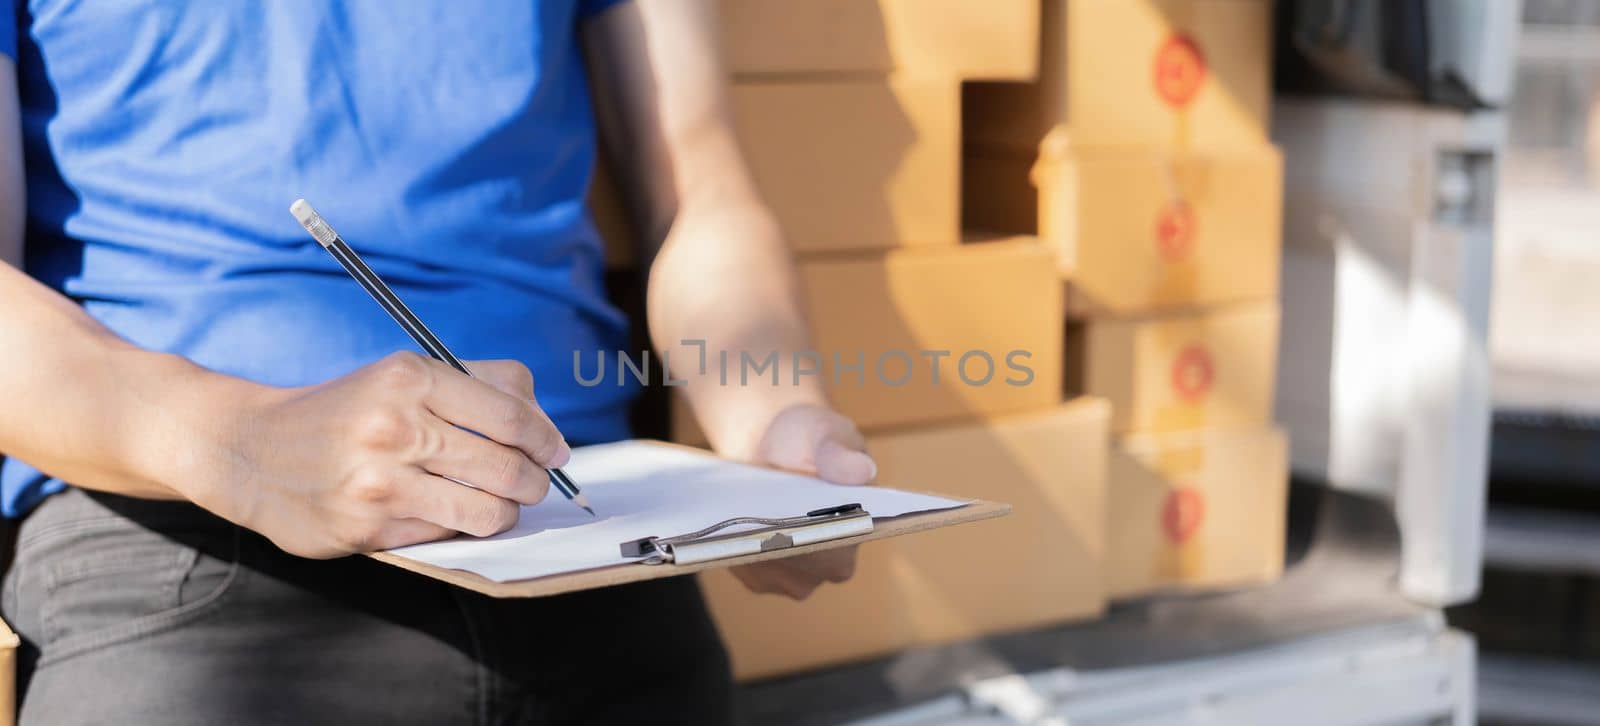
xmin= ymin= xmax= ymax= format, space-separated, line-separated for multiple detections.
xmin=0 ymin=0 xmax=633 ymax=516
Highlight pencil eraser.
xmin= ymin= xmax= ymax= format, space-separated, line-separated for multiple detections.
xmin=289 ymin=199 xmax=337 ymax=247
xmin=289 ymin=199 xmax=316 ymax=227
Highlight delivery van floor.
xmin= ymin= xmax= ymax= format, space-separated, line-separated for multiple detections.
xmin=735 ymin=481 xmax=1429 ymax=724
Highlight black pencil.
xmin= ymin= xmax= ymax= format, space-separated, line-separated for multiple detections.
xmin=290 ymin=199 xmax=594 ymax=517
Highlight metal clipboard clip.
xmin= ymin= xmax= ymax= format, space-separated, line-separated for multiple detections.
xmin=619 ymin=503 xmax=873 ymax=566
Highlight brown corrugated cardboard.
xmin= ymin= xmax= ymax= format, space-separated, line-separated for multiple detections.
xmin=1041 ymin=143 xmax=1282 ymax=315
xmin=965 ymin=0 xmax=1272 ymax=153
xmin=673 ymin=239 xmax=1063 ymax=443
xmin=964 ymin=139 xmax=1282 ymax=315
xmin=961 ymin=150 xmax=1040 ymax=239
xmin=702 ymin=400 xmax=1109 ymax=681
xmin=721 ymin=0 xmax=1039 ymax=80
xmin=733 ymin=79 xmax=960 ymax=253
xmin=1079 ymin=301 xmax=1278 ymax=434
xmin=0 ymin=616 xmax=15 ymax=726
xmin=1106 ymin=426 xmax=1287 ymax=598
xmin=594 ymin=79 xmax=963 ymax=260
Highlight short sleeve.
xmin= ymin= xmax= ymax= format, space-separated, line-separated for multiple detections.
xmin=578 ymin=0 xmax=629 ymax=20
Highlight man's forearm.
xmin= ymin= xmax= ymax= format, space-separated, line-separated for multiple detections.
xmin=583 ymin=0 xmax=835 ymax=458
xmin=0 ymin=53 xmax=256 ymax=505
xmin=647 ymin=197 xmax=827 ymax=459
xmin=0 ymin=263 xmax=255 ymax=502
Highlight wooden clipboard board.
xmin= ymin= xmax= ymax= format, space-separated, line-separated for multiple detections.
xmin=369 ymin=499 xmax=1010 ymax=599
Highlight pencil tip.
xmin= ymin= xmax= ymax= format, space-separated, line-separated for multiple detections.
xmin=571 ymin=492 xmax=596 ymax=518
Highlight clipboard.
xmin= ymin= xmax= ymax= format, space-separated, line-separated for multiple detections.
xmin=370 ymin=498 xmax=1010 ymax=599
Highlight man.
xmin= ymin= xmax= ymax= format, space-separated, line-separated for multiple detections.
xmin=0 ymin=1 xmax=872 ymax=723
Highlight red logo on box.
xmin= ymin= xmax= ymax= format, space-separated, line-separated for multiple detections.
xmin=1163 ymin=487 xmax=1205 ymax=543
xmin=1155 ymin=201 xmax=1196 ymax=260
xmin=1171 ymin=345 xmax=1214 ymax=400
xmin=1153 ymin=34 xmax=1207 ymax=107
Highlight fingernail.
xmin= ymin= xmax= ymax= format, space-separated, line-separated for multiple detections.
xmin=863 ymin=454 xmax=878 ymax=482
xmin=551 ymin=440 xmax=572 ymax=468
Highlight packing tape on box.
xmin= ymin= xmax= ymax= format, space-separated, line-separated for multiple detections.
xmin=1153 ymin=440 xmax=1207 ymax=579
xmin=1153 ymin=1 xmax=1202 ymax=149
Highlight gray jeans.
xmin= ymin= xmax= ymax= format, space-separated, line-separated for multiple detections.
xmin=1 ymin=488 xmax=734 ymax=725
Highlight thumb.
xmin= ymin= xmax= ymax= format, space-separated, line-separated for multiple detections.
xmin=814 ymin=436 xmax=876 ymax=486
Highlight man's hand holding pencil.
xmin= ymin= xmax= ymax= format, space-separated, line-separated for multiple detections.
xmin=196 ymin=352 xmax=567 ymax=559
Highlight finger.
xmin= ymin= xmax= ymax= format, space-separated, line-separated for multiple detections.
xmin=466 ymin=359 xmax=535 ymax=400
xmin=768 ymin=565 xmax=824 ymax=600
xmin=787 ymin=547 xmax=859 ymax=584
xmin=745 ymin=562 xmax=826 ymax=600
xmin=419 ymin=360 xmax=572 ymax=468
xmin=815 ymin=438 xmax=876 ymax=485
xmin=419 ymin=421 xmax=550 ymax=505
xmin=816 ymin=412 xmax=867 ymax=451
xmin=367 ymin=518 xmax=457 ymax=550
xmin=731 ymin=563 xmax=823 ymax=600
xmin=392 ymin=470 xmax=522 ymax=538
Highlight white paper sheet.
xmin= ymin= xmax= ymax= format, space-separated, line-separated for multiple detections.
xmin=387 ymin=440 xmax=967 ymax=582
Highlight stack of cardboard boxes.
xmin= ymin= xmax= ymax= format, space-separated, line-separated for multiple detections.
xmin=698 ymin=0 xmax=1127 ymax=683
xmin=592 ymin=0 xmax=1289 ymax=682
xmin=965 ymin=0 xmax=1289 ymax=600
xmin=687 ymin=0 xmax=1112 ymax=682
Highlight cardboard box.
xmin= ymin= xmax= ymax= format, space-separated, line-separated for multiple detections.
xmin=702 ymin=400 xmax=1109 ymax=680
xmin=1044 ymin=143 xmax=1282 ymax=314
xmin=0 ymin=616 xmax=15 ymax=726
xmin=961 ymin=151 xmax=1040 ymax=239
xmin=1106 ymin=426 xmax=1287 ymax=598
xmin=593 ymin=78 xmax=963 ymax=260
xmin=964 ymin=0 xmax=1272 ymax=152
xmin=722 ymin=0 xmax=1039 ymax=80
xmin=1078 ymin=301 xmax=1278 ymax=434
xmin=965 ymin=139 xmax=1282 ymax=314
xmin=673 ymin=239 xmax=1063 ymax=443
xmin=733 ymin=79 xmax=960 ymax=253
